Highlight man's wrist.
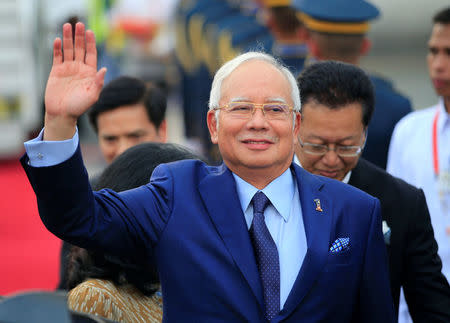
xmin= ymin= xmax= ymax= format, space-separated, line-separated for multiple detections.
xmin=43 ymin=114 xmax=78 ymax=141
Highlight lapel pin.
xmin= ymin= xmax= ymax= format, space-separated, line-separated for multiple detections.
xmin=314 ymin=199 xmax=323 ymax=212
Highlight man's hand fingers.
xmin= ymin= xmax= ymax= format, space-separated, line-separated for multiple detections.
xmin=62 ymin=23 xmax=74 ymax=62
xmin=52 ymin=38 xmax=63 ymax=65
xmin=85 ymin=30 xmax=97 ymax=68
xmin=74 ymin=22 xmax=86 ymax=62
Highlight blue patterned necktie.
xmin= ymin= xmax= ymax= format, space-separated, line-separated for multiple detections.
xmin=249 ymin=191 xmax=280 ymax=322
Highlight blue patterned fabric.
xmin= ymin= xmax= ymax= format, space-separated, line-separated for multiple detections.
xmin=250 ymin=191 xmax=280 ymax=321
xmin=329 ymin=237 xmax=350 ymax=253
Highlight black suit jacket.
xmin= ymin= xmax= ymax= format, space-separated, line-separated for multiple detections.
xmin=349 ymin=158 xmax=450 ymax=322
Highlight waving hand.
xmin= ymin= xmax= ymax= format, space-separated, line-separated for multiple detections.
xmin=44 ymin=22 xmax=106 ymax=141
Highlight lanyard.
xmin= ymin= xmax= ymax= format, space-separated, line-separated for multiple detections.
xmin=432 ymin=109 xmax=440 ymax=176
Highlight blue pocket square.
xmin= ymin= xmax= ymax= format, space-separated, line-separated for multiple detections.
xmin=329 ymin=237 xmax=350 ymax=253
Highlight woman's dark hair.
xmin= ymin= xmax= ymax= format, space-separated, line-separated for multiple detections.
xmin=94 ymin=142 xmax=203 ymax=191
xmin=67 ymin=142 xmax=204 ymax=295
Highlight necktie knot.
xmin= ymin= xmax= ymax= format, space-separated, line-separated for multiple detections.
xmin=252 ymin=191 xmax=271 ymax=215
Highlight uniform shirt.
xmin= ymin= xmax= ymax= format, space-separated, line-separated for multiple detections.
xmin=363 ymin=75 xmax=412 ymax=169
xmin=25 ymin=129 xmax=307 ymax=311
xmin=387 ymin=98 xmax=450 ymax=280
xmin=272 ymin=42 xmax=307 ymax=77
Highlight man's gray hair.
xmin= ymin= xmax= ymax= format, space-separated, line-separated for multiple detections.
xmin=208 ymin=52 xmax=301 ymax=113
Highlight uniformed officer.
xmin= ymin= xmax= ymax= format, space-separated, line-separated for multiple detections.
xmin=175 ymin=0 xmax=236 ymax=155
xmin=292 ymin=0 xmax=412 ymax=169
xmin=261 ymin=0 xmax=308 ymax=76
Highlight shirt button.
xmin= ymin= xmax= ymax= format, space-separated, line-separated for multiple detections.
xmin=37 ymin=153 xmax=43 ymax=160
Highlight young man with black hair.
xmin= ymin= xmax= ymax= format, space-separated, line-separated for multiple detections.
xmin=388 ymin=7 xmax=450 ymax=321
xmin=88 ymin=76 xmax=167 ymax=164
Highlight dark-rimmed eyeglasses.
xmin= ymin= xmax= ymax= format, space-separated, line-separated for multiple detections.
xmin=214 ymin=102 xmax=294 ymax=120
xmin=298 ymin=134 xmax=366 ymax=157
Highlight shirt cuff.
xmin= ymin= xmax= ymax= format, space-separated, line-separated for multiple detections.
xmin=24 ymin=128 xmax=79 ymax=167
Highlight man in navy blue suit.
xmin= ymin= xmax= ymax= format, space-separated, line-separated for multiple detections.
xmin=21 ymin=22 xmax=395 ymax=322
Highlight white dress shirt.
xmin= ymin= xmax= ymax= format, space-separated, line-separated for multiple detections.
xmin=387 ymin=98 xmax=450 ymax=278
xmin=292 ymin=154 xmax=352 ymax=183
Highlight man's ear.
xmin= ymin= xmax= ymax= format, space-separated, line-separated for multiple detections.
xmin=293 ymin=112 xmax=301 ymax=145
xmin=306 ymin=35 xmax=321 ymax=59
xmin=265 ymin=10 xmax=276 ymax=32
xmin=360 ymin=37 xmax=371 ymax=56
xmin=362 ymin=126 xmax=368 ymax=144
xmin=158 ymin=119 xmax=168 ymax=143
xmin=297 ymin=26 xmax=309 ymax=43
xmin=207 ymin=110 xmax=219 ymax=144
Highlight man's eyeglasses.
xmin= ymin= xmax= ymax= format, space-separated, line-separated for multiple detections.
xmin=298 ymin=135 xmax=366 ymax=157
xmin=214 ymin=102 xmax=294 ymax=120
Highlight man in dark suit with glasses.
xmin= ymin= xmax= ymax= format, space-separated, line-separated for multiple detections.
xmin=294 ymin=60 xmax=450 ymax=322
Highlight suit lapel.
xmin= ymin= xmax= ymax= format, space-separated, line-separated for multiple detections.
xmin=278 ymin=165 xmax=333 ymax=320
xmin=198 ymin=163 xmax=264 ymax=308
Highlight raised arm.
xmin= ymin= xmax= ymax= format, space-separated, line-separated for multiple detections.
xmin=44 ymin=22 xmax=106 ymax=141
xmin=20 ymin=22 xmax=170 ymax=262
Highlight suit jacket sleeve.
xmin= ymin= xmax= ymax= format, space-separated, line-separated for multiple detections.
xmin=354 ymin=198 xmax=396 ymax=323
xmin=20 ymin=145 xmax=173 ymax=259
xmin=403 ymin=190 xmax=450 ymax=321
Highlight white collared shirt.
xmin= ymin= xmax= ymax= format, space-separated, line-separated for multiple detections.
xmin=233 ymin=168 xmax=306 ymax=310
xmin=293 ymin=154 xmax=352 ymax=183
